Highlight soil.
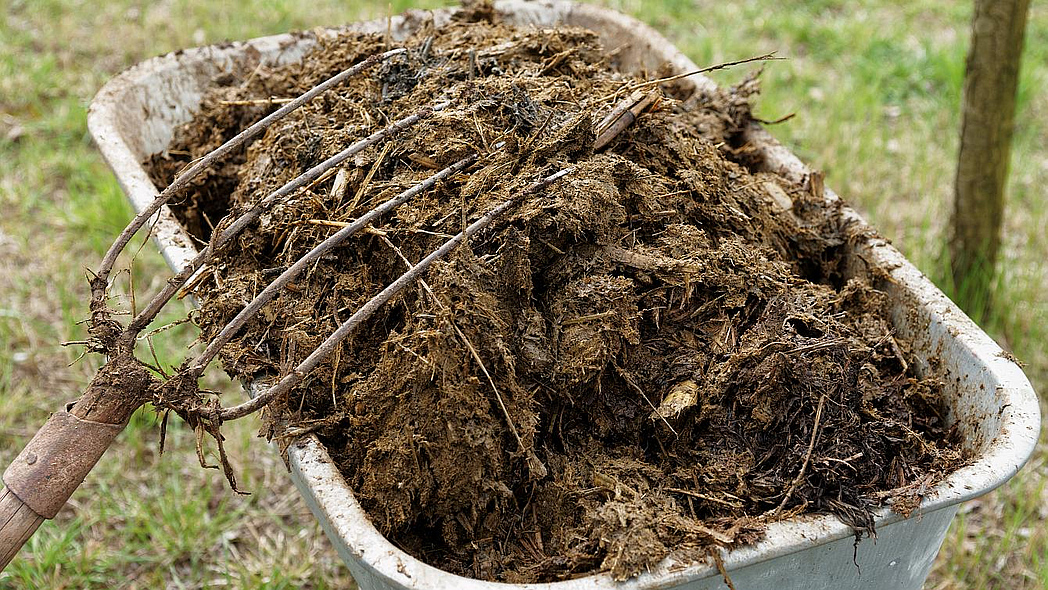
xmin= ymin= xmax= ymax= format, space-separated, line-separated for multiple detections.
xmin=147 ymin=5 xmax=964 ymax=583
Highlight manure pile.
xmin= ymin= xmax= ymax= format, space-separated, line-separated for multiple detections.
xmin=148 ymin=5 xmax=963 ymax=583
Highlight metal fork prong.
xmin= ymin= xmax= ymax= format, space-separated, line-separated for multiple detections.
xmin=217 ymin=166 xmax=573 ymax=421
xmin=93 ymin=49 xmax=407 ymax=303
xmin=186 ymin=146 xmax=485 ymax=377
xmin=121 ymin=103 xmax=447 ymax=344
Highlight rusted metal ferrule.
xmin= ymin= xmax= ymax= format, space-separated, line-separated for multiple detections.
xmin=3 ymin=410 xmax=125 ymax=519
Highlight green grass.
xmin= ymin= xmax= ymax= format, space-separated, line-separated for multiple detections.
xmin=1 ymin=0 xmax=1045 ymax=588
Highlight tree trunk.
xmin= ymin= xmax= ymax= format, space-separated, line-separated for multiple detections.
xmin=951 ymin=0 xmax=1030 ymax=303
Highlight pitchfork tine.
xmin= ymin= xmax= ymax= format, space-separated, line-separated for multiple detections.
xmin=92 ymin=49 xmax=407 ymax=306
xmin=120 ymin=102 xmax=448 ymax=346
xmin=216 ymin=166 xmax=573 ymax=422
xmin=185 ymin=143 xmax=495 ymax=378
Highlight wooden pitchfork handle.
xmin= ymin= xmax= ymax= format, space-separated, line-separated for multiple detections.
xmin=0 ymin=359 xmax=150 ymax=569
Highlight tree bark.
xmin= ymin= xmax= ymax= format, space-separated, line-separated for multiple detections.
xmin=951 ymin=0 xmax=1030 ymax=300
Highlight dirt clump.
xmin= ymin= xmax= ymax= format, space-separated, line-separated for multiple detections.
xmin=147 ymin=7 xmax=964 ymax=583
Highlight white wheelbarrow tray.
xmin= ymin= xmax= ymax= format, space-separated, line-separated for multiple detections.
xmin=87 ymin=2 xmax=1040 ymax=588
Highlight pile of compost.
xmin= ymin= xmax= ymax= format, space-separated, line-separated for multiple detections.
xmin=147 ymin=6 xmax=963 ymax=583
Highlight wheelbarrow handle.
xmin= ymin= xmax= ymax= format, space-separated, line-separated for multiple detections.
xmin=0 ymin=369 xmax=144 ymax=570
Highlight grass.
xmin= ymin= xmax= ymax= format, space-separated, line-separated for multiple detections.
xmin=0 ymin=0 xmax=1045 ymax=588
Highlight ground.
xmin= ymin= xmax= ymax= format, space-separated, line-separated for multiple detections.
xmin=0 ymin=0 xmax=1045 ymax=588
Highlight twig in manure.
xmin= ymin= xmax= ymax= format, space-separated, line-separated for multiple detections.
xmin=594 ymin=90 xmax=661 ymax=150
xmin=177 ymin=266 xmax=212 ymax=300
xmin=218 ymin=97 xmax=295 ymax=106
xmin=595 ymin=90 xmax=642 ymax=134
xmin=561 ymin=310 xmax=617 ymax=325
xmin=774 ymin=392 xmax=827 ymax=516
xmin=606 ymin=52 xmax=783 ymax=101
xmin=345 ymin=141 xmax=393 ymax=215
xmin=752 ymin=112 xmax=797 ymax=126
xmin=665 ymin=488 xmax=743 ymax=509
xmin=712 ymin=550 xmax=737 ymax=590
xmin=614 ymin=364 xmax=678 ymax=437
xmin=307 ymin=220 xmax=387 ymax=235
